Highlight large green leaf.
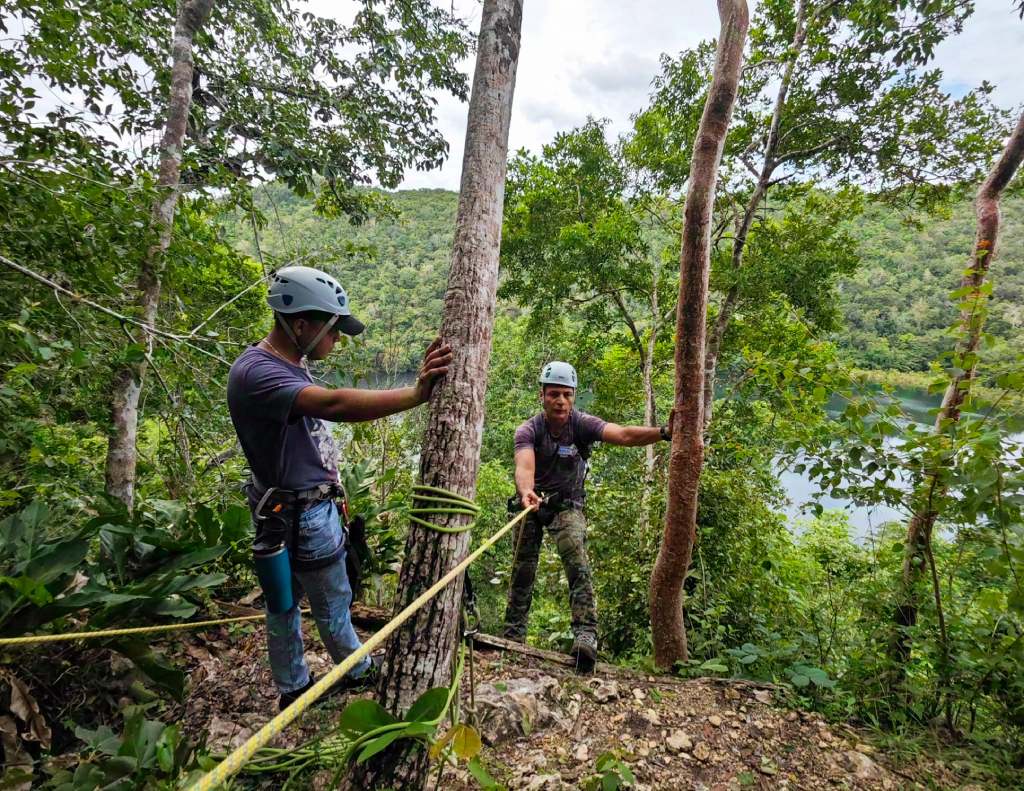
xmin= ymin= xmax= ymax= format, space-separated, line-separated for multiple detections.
xmin=338 ymin=699 xmax=398 ymax=737
xmin=404 ymin=686 xmax=449 ymax=723
xmin=355 ymin=729 xmax=408 ymax=764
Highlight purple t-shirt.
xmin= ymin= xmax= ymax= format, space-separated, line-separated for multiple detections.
xmin=227 ymin=346 xmax=339 ymax=496
xmin=513 ymin=410 xmax=607 ymax=505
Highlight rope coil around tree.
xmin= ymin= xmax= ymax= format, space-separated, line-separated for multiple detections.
xmin=407 ymin=484 xmax=480 ymax=532
xmin=187 ymin=503 xmax=531 ymax=791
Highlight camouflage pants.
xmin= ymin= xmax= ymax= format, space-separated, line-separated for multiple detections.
xmin=503 ymin=508 xmax=597 ymax=641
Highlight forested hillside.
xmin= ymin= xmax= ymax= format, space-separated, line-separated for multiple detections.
xmin=222 ymin=186 xmax=460 ymax=372
xmin=4 ymin=1 xmax=1024 ymax=788
xmin=223 ymin=186 xmax=1024 ymax=375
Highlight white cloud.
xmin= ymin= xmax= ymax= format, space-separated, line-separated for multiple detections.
xmin=315 ymin=0 xmax=1024 ymax=192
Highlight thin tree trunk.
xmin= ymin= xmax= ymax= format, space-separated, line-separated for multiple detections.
xmin=701 ymin=0 xmax=807 ymax=429
xmin=104 ymin=0 xmax=214 ymax=509
xmin=343 ymin=2 xmax=522 ymax=787
xmin=894 ymin=109 xmax=1024 ymax=672
xmin=643 ymin=275 xmax=661 ymax=481
xmin=649 ymin=0 xmax=748 ymax=669
xmin=643 ymin=326 xmax=658 ymax=477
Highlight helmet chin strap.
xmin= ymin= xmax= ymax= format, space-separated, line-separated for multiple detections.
xmin=276 ymin=313 xmax=340 ymax=360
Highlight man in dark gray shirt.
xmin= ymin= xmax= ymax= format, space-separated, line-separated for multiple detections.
xmin=505 ymin=361 xmax=671 ymax=672
xmin=228 ymin=265 xmax=450 ymax=710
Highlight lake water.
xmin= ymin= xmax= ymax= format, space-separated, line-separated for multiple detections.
xmin=775 ymin=387 xmax=1024 ymax=541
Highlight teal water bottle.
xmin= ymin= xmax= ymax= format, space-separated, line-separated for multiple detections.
xmin=253 ymin=541 xmax=294 ymax=614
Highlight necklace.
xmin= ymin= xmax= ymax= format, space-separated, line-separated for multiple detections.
xmin=260 ymin=337 xmax=301 ymax=366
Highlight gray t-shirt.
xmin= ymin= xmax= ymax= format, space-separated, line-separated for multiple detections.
xmin=227 ymin=346 xmax=339 ymax=496
xmin=513 ymin=410 xmax=607 ymax=505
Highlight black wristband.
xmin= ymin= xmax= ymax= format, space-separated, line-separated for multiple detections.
xmin=659 ymin=425 xmax=670 ymax=441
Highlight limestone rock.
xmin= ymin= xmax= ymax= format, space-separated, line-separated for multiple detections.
xmin=666 ymin=731 xmax=693 ymax=753
xmin=591 ymin=679 xmax=620 ymax=703
xmin=841 ymin=749 xmax=886 ymax=783
xmin=475 ymin=676 xmax=565 ymax=746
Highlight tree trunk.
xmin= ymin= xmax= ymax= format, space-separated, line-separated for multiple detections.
xmin=701 ymin=0 xmax=807 ymax=429
xmin=894 ymin=109 xmax=1024 ymax=669
xmin=643 ymin=284 xmax=660 ymax=481
xmin=104 ymin=0 xmax=214 ymax=509
xmin=649 ymin=0 xmax=748 ymax=669
xmin=343 ymin=2 xmax=522 ymax=788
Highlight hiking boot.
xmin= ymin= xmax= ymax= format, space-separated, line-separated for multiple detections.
xmin=502 ymin=626 xmax=526 ymax=643
xmin=278 ymin=675 xmax=318 ymax=711
xmin=277 ymin=654 xmax=383 ymax=711
xmin=570 ymin=632 xmax=597 ymax=674
xmin=335 ymin=653 xmax=383 ymax=692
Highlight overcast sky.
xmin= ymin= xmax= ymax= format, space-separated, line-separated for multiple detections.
xmin=318 ymin=0 xmax=1024 ymax=192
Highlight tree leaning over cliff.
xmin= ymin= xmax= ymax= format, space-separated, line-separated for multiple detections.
xmin=894 ymin=109 xmax=1024 ymax=697
xmin=649 ymin=0 xmax=748 ymax=669
xmin=343 ymin=1 xmax=523 ymax=787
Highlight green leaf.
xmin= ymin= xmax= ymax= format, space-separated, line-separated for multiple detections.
xmin=110 ymin=640 xmax=186 ymax=700
xmin=339 ymin=699 xmax=398 ymax=737
xmin=404 ymin=686 xmax=449 ymax=723
xmin=155 ymin=724 xmax=180 ymax=773
xmin=467 ymin=756 xmax=502 ymax=790
xmin=356 ymin=729 xmax=407 ymax=764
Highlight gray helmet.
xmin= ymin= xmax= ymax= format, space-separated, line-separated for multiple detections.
xmin=539 ymin=361 xmax=577 ymax=389
xmin=267 ymin=266 xmax=364 ymax=359
xmin=267 ymin=266 xmax=364 ymax=337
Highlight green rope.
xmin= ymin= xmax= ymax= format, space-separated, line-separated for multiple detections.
xmin=408 ymin=484 xmax=479 ymax=534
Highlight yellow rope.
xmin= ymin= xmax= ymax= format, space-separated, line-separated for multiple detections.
xmin=0 ymin=613 xmax=267 ymax=646
xmin=187 ymin=506 xmax=531 ymax=791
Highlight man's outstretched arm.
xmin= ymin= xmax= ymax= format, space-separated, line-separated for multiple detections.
xmin=293 ymin=339 xmax=451 ymax=422
xmin=602 ymin=422 xmax=670 ymax=447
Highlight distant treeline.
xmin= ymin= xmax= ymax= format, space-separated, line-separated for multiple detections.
xmin=221 ymin=185 xmax=1023 ymax=375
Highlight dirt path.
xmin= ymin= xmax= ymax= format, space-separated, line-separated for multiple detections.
xmin=171 ymin=616 xmax=972 ymax=790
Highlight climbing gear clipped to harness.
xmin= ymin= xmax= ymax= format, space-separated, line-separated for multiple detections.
xmin=250 ymin=482 xmax=348 ymax=613
xmin=539 ymin=360 xmax=577 ymax=389
xmin=266 ymin=265 xmax=365 ymax=358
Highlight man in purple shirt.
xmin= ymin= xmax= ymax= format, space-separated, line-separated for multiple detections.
xmin=228 ymin=265 xmax=451 ymax=710
xmin=505 ymin=361 xmax=671 ymax=672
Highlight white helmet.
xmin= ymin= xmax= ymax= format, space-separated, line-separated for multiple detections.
xmin=539 ymin=361 xmax=577 ymax=389
xmin=267 ymin=266 xmax=364 ymax=336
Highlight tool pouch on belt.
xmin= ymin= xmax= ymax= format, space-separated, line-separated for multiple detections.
xmin=342 ymin=510 xmax=370 ymax=603
xmin=249 ymin=484 xmax=346 ymax=574
xmin=534 ymin=491 xmax=563 ymax=527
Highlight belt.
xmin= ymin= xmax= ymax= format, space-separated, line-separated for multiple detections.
xmin=251 ymin=482 xmax=346 ymax=573
xmin=253 ymin=483 xmax=343 ymax=522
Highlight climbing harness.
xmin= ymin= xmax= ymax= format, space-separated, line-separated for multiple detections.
xmin=250 ymin=481 xmax=349 ymax=613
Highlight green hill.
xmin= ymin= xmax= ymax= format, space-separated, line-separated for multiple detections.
xmin=220 ymin=185 xmax=1023 ymax=373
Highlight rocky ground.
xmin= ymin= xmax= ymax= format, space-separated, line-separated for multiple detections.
xmin=166 ymin=612 xmax=984 ymax=790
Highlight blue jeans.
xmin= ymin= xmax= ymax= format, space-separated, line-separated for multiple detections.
xmin=264 ymin=500 xmax=371 ymax=694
